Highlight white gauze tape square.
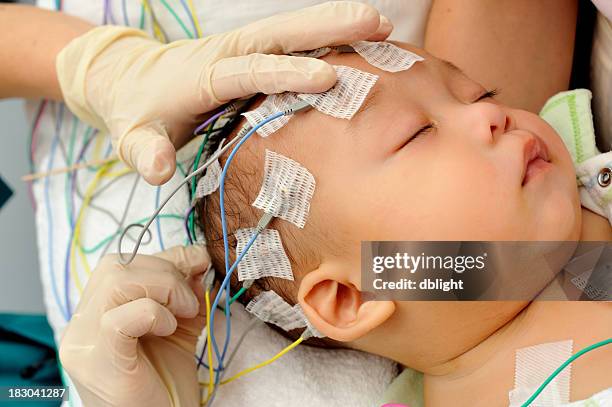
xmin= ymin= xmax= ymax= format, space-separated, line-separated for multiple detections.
xmin=235 ymin=227 xmax=293 ymax=282
xmin=293 ymin=304 xmax=325 ymax=338
xmin=242 ymin=92 xmax=300 ymax=137
xmin=297 ymin=65 xmax=378 ymax=120
xmin=252 ymin=150 xmax=315 ymax=229
xmin=351 ymin=41 xmax=424 ymax=73
xmin=195 ymin=158 xmax=221 ymax=199
xmin=508 ymin=340 xmax=573 ymax=407
xmin=246 ymin=290 xmax=307 ymax=332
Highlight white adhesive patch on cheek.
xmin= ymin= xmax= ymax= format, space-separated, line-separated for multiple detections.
xmin=242 ymin=92 xmax=301 ymax=137
xmin=508 ymin=340 xmax=573 ymax=407
xmin=252 ymin=150 xmax=316 ymax=229
xmin=235 ymin=227 xmax=293 ymax=282
xmin=246 ymin=290 xmax=307 ymax=332
xmin=297 ymin=65 xmax=378 ymax=120
xmin=350 ymin=41 xmax=424 ymax=73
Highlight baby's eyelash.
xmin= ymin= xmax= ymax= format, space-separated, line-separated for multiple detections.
xmin=400 ymin=122 xmax=435 ymax=150
xmin=413 ymin=123 xmax=435 ymax=139
xmin=475 ymin=88 xmax=500 ymax=101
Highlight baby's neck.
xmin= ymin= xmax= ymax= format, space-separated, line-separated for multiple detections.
xmin=423 ymin=209 xmax=612 ymax=406
xmin=423 ymin=301 xmax=612 ymax=406
xmin=580 ymin=207 xmax=612 ymax=241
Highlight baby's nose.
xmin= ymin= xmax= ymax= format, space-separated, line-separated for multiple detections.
xmin=467 ymin=102 xmax=512 ymax=144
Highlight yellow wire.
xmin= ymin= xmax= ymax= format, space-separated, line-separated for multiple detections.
xmin=90 ymin=132 xmax=105 ymax=161
xmin=186 ymin=0 xmax=203 ymax=38
xmin=219 ymin=336 xmax=304 ymax=386
xmin=103 ymin=168 xmax=133 ymax=178
xmin=204 ymin=289 xmax=214 ymax=401
xmin=70 ymin=161 xmax=118 ymax=289
xmin=142 ymin=0 xmax=167 ymax=42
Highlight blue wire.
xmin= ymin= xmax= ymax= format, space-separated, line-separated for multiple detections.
xmin=45 ymin=103 xmax=69 ymax=321
xmin=121 ymin=0 xmax=130 ymax=26
xmin=208 ymin=111 xmax=284 ymax=383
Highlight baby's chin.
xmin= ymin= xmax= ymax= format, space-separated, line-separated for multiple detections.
xmin=528 ymin=184 xmax=581 ymax=241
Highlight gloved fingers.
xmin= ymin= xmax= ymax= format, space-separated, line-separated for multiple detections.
xmin=116 ymin=125 xmax=176 ymax=185
xmin=368 ymin=15 xmax=394 ymax=41
xmin=98 ymin=298 xmax=178 ymax=365
xmin=95 ymin=253 xmax=201 ymax=318
xmin=210 ymin=54 xmax=337 ymax=102
xmin=227 ymin=1 xmax=393 ymax=56
xmin=153 ymin=245 xmax=211 ymax=278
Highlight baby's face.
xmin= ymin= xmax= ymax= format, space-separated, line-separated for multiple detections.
xmin=259 ymin=43 xmax=581 ymax=250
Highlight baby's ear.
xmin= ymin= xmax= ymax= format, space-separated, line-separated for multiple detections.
xmin=297 ymin=261 xmax=395 ymax=342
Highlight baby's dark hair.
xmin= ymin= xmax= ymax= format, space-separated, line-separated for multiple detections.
xmin=195 ymin=97 xmax=340 ymax=347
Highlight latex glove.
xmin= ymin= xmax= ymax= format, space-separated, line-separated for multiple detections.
xmin=59 ymin=245 xmax=211 ymax=407
xmin=56 ymin=1 xmax=393 ymax=185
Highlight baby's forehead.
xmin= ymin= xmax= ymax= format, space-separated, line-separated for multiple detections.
xmin=319 ymin=43 xmax=454 ymax=107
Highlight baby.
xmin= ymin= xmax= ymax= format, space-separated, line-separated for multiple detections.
xmin=198 ymin=43 xmax=612 ymax=406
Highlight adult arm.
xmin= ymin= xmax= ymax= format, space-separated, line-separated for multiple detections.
xmin=0 ymin=4 xmax=93 ymax=100
xmin=425 ymin=0 xmax=578 ymax=112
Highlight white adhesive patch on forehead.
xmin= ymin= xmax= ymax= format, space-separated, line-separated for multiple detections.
xmin=297 ymin=65 xmax=378 ymax=120
xmin=252 ymin=150 xmax=315 ymax=229
xmin=246 ymin=290 xmax=307 ymax=332
xmin=350 ymin=41 xmax=424 ymax=73
xmin=508 ymin=340 xmax=573 ymax=407
xmin=242 ymin=92 xmax=300 ymax=137
xmin=235 ymin=227 xmax=293 ymax=282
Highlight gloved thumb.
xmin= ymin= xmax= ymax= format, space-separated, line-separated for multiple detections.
xmin=117 ymin=125 xmax=177 ymax=185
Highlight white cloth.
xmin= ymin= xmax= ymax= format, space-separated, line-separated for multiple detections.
xmin=540 ymin=89 xmax=612 ymax=226
xmin=592 ymin=0 xmax=612 ymax=21
xmin=560 ymin=388 xmax=612 ymax=407
xmin=205 ymin=303 xmax=398 ymax=407
xmin=30 ymin=1 xmax=433 ymax=406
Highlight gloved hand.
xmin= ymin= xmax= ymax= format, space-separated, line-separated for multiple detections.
xmin=59 ymin=245 xmax=211 ymax=407
xmin=56 ymin=1 xmax=393 ymax=185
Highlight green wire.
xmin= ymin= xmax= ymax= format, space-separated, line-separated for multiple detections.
xmin=158 ymin=0 xmax=194 ymax=39
xmin=79 ymin=213 xmax=183 ymax=254
xmin=188 ymin=134 xmax=209 ymax=238
xmin=85 ymin=128 xmax=107 ymax=172
xmin=138 ymin=3 xmax=146 ymax=29
xmin=229 ymin=287 xmax=247 ymax=305
xmin=177 ymin=161 xmax=187 ymax=177
xmin=520 ymin=338 xmax=612 ymax=407
xmin=188 ymin=122 xmax=215 ymax=240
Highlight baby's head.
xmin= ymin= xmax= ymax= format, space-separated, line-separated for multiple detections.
xmin=199 ymin=42 xmax=581 ymax=368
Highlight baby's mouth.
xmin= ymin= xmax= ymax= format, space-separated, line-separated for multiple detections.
xmin=521 ymin=134 xmax=551 ymax=186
